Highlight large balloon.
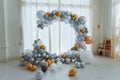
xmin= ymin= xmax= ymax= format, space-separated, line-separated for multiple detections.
xmin=78 ymin=16 xmax=87 ymax=24
xmin=35 ymin=70 xmax=44 ymax=80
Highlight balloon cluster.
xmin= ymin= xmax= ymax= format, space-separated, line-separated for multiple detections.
xmin=19 ymin=10 xmax=93 ymax=79
xmin=20 ymin=39 xmax=85 ymax=69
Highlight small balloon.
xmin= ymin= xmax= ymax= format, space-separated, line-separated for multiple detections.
xmin=49 ymin=63 xmax=57 ymax=71
xmin=41 ymin=66 xmax=48 ymax=73
xmin=75 ymin=62 xmax=81 ymax=68
xmin=35 ymin=70 xmax=44 ymax=80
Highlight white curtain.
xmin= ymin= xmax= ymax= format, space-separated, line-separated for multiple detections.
xmin=21 ymin=0 xmax=93 ymax=54
xmin=112 ymin=0 xmax=120 ymax=59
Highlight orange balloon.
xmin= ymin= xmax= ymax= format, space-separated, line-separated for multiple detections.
xmin=26 ymin=63 xmax=32 ymax=70
xmin=69 ymin=68 xmax=77 ymax=76
xmin=40 ymin=45 xmax=46 ymax=50
xmin=46 ymin=11 xmax=51 ymax=17
xmin=84 ymin=36 xmax=92 ymax=44
xmin=31 ymin=65 xmax=37 ymax=71
xmin=74 ymin=43 xmax=80 ymax=49
xmin=72 ymin=14 xmax=78 ymax=19
xmin=55 ymin=11 xmax=61 ymax=17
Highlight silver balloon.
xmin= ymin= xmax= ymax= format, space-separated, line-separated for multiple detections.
xmin=29 ymin=57 xmax=34 ymax=63
xmin=78 ymin=16 xmax=87 ymax=24
xmin=35 ymin=60 xmax=39 ymax=65
xmin=79 ymin=41 xmax=87 ymax=50
xmin=65 ymin=58 xmax=70 ymax=64
xmin=80 ymin=62 xmax=85 ymax=68
xmin=37 ymin=54 xmax=41 ymax=58
xmin=42 ymin=53 xmax=46 ymax=57
xmin=75 ymin=62 xmax=81 ymax=68
xmin=37 ymin=10 xmax=45 ymax=19
xmin=60 ymin=58 xmax=64 ymax=63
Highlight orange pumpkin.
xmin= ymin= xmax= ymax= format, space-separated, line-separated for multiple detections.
xmin=31 ymin=65 xmax=37 ymax=71
xmin=74 ymin=43 xmax=80 ymax=49
xmin=80 ymin=28 xmax=86 ymax=33
xmin=69 ymin=68 xmax=77 ymax=76
xmin=46 ymin=11 xmax=51 ymax=17
xmin=26 ymin=63 xmax=32 ymax=70
xmin=47 ymin=59 xmax=52 ymax=66
xmin=40 ymin=45 xmax=46 ymax=50
xmin=84 ymin=36 xmax=92 ymax=44
xmin=61 ymin=54 xmax=67 ymax=59
xmin=55 ymin=11 xmax=61 ymax=17
xmin=72 ymin=14 xmax=78 ymax=19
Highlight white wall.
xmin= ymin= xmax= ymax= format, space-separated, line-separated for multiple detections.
xmin=0 ymin=0 xmax=21 ymax=60
xmin=92 ymin=0 xmax=112 ymax=54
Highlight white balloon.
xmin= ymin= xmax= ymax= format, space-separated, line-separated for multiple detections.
xmin=49 ymin=63 xmax=57 ymax=71
xmin=79 ymin=50 xmax=94 ymax=63
xmin=35 ymin=70 xmax=44 ymax=80
xmin=57 ymin=61 xmax=62 ymax=69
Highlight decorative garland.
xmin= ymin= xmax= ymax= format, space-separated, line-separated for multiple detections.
xmin=19 ymin=10 xmax=92 ymax=79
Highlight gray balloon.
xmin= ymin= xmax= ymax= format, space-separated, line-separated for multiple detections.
xmin=78 ymin=16 xmax=87 ymax=24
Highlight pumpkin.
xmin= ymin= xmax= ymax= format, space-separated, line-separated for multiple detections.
xmin=72 ymin=14 xmax=78 ymax=19
xmin=31 ymin=65 xmax=37 ymax=71
xmin=74 ymin=43 xmax=80 ymax=49
xmin=55 ymin=11 xmax=61 ymax=17
xmin=26 ymin=63 xmax=32 ymax=70
xmin=84 ymin=36 xmax=92 ymax=44
xmin=69 ymin=68 xmax=77 ymax=76
xmin=61 ymin=54 xmax=66 ymax=59
xmin=47 ymin=59 xmax=52 ymax=66
xmin=46 ymin=11 xmax=51 ymax=17
xmin=80 ymin=28 xmax=86 ymax=33
xmin=40 ymin=45 xmax=46 ymax=50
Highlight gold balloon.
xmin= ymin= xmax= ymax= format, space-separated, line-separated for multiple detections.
xmin=40 ymin=45 xmax=46 ymax=50
xmin=26 ymin=63 xmax=32 ymax=70
xmin=51 ymin=59 xmax=55 ymax=63
xmin=55 ymin=11 xmax=61 ymax=17
xmin=46 ymin=11 xmax=51 ymax=17
xmin=47 ymin=59 xmax=52 ymax=66
xmin=61 ymin=54 xmax=67 ymax=59
xmin=72 ymin=14 xmax=78 ymax=19
xmin=31 ymin=65 xmax=37 ymax=71
xmin=84 ymin=36 xmax=92 ymax=44
xmin=80 ymin=28 xmax=86 ymax=33
xmin=69 ymin=68 xmax=77 ymax=76
xmin=74 ymin=43 xmax=80 ymax=49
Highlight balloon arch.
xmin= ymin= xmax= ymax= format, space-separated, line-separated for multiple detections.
xmin=20 ymin=10 xmax=92 ymax=73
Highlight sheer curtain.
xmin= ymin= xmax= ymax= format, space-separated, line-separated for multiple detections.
xmin=21 ymin=0 xmax=93 ymax=54
xmin=112 ymin=0 xmax=120 ymax=59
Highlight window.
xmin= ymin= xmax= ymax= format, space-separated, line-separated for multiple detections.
xmin=21 ymin=0 xmax=93 ymax=54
